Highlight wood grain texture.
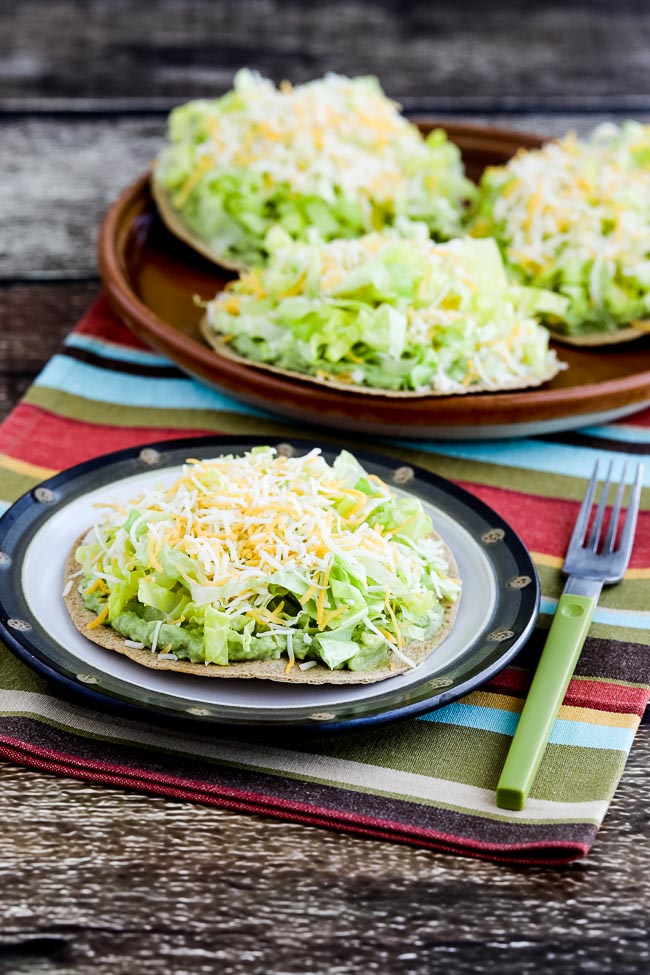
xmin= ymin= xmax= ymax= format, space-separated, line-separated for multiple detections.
xmin=1 ymin=281 xmax=650 ymax=972
xmin=3 ymin=111 xmax=650 ymax=417
xmin=2 ymin=0 xmax=650 ymax=108
xmin=3 ymin=4 xmax=650 ymax=970
xmin=0 ymin=119 xmax=161 ymax=279
xmin=0 ymin=283 xmax=98 ymax=422
xmin=4 ymin=113 xmax=650 ymax=279
xmin=0 ymin=730 xmax=649 ymax=975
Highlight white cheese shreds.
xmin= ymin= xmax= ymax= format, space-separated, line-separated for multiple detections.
xmin=92 ymin=450 xmax=431 ymax=604
xmin=76 ymin=448 xmax=461 ymax=672
xmin=155 ymin=70 xmax=474 ymax=265
xmin=150 ymin=620 xmax=164 ymax=654
xmin=206 ymin=231 xmax=564 ymax=393
xmin=473 ymin=122 xmax=650 ymax=334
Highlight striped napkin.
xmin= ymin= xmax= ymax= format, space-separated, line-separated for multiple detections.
xmin=1 ymin=297 xmax=648 ymax=864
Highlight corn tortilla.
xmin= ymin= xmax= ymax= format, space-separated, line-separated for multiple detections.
xmin=152 ymin=176 xmax=250 ymax=272
xmin=548 ymin=324 xmax=648 ymax=347
xmin=199 ymin=316 xmax=563 ymax=398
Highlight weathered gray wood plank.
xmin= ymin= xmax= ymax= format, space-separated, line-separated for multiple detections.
xmin=2 ymin=6 xmax=650 ymax=964
xmin=0 ymin=283 xmax=98 ymax=421
xmin=4 ymin=113 xmax=650 ymax=279
xmin=0 ymin=726 xmax=649 ymax=975
xmin=3 ymin=1 xmax=650 ymax=107
xmin=0 ymin=118 xmax=161 ymax=278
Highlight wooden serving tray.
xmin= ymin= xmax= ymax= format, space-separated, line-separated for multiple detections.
xmin=98 ymin=122 xmax=650 ymax=440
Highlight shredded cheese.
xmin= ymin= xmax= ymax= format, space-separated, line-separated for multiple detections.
xmin=87 ymin=604 xmax=109 ymax=629
xmin=79 ymin=448 xmax=459 ymax=671
xmin=150 ymin=619 xmax=164 ymax=654
xmin=166 ymin=72 xmax=440 ymax=207
xmin=475 ymin=122 xmax=650 ymax=328
xmin=207 ymin=230 xmax=564 ymax=393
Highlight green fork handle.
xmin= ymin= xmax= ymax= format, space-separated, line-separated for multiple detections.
xmin=496 ymin=593 xmax=596 ymax=811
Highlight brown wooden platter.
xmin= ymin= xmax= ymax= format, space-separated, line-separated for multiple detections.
xmin=98 ymin=122 xmax=650 ymax=440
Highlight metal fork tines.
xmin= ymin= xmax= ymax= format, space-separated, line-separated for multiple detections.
xmin=496 ymin=457 xmax=643 ymax=811
xmin=564 ymin=460 xmax=644 ymax=598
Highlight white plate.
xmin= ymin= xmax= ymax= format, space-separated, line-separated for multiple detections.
xmin=0 ymin=437 xmax=539 ymax=731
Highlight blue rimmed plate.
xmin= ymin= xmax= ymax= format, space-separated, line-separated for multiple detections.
xmin=0 ymin=437 xmax=539 ymax=732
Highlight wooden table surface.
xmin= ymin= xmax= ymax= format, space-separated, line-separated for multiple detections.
xmin=2 ymin=3 xmax=650 ymax=973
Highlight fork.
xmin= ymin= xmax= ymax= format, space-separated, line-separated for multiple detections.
xmin=496 ymin=460 xmax=644 ymax=811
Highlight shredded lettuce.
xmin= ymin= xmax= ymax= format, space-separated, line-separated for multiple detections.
xmin=74 ymin=448 xmax=460 ymax=672
xmin=204 ymin=229 xmax=565 ymax=392
xmin=470 ymin=122 xmax=650 ymax=336
xmin=154 ymin=70 xmax=475 ymax=266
